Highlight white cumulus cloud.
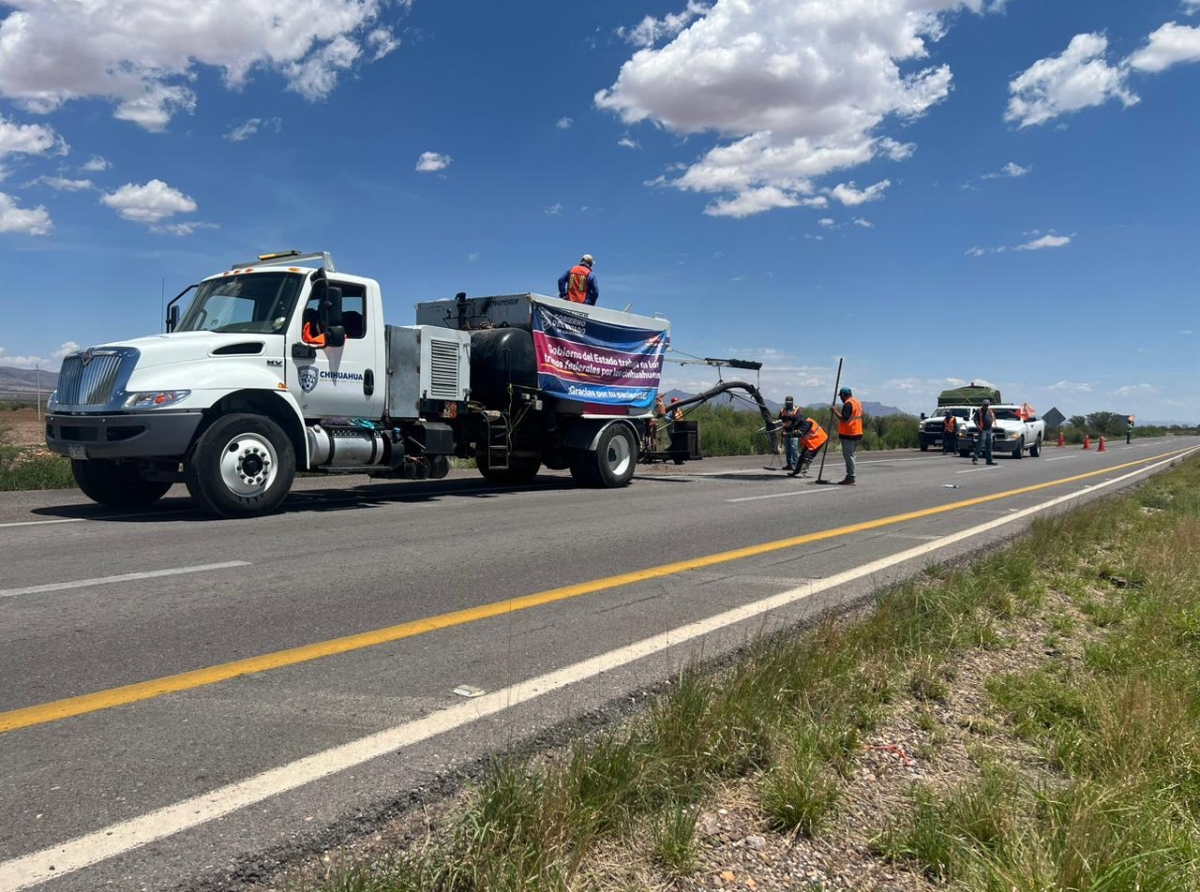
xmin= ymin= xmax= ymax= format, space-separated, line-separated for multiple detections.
xmin=0 ymin=115 xmax=67 ymax=158
xmin=556 ymin=116 xmax=574 ymax=129
xmin=1006 ymin=33 xmax=1138 ymax=128
xmin=982 ymin=161 xmax=1031 ymax=179
xmin=0 ymin=0 xmax=403 ymax=130
xmin=101 ymin=179 xmax=197 ymax=225
xmin=1016 ymin=233 xmax=1071 ymax=250
xmin=830 ymin=180 xmax=891 ymax=206
xmin=0 ymin=341 xmax=80 ymax=368
xmin=31 ymin=176 xmax=92 ymax=191
xmin=415 ymin=151 xmax=451 ymax=172
xmin=81 ymin=156 xmax=110 ymax=172
xmin=0 ymin=190 xmax=51 ymax=234
xmin=225 ymin=117 xmax=282 ymax=142
xmin=596 ymin=0 xmax=986 ymax=218
xmin=1127 ymin=21 xmax=1200 ymax=73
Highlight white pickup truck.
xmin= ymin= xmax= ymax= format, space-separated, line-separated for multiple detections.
xmin=956 ymin=404 xmax=1046 ymax=459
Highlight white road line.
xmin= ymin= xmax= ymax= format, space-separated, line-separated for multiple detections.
xmin=0 ymin=509 xmax=196 ymax=530
xmin=0 ymin=562 xmax=251 ymax=600
xmin=726 ymin=487 xmax=839 ymax=503
xmin=1044 ymin=456 xmax=1079 ymax=462
xmin=2 ymin=446 xmax=1194 ymax=892
xmin=956 ymin=466 xmax=1001 ymax=474
xmin=0 ymin=518 xmax=84 ymax=529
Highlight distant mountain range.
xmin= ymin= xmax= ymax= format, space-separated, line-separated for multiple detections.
xmin=660 ymin=388 xmax=905 ymax=417
xmin=0 ymin=366 xmax=58 ymax=394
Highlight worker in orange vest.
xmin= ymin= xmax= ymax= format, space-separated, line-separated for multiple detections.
xmin=942 ymin=411 xmax=957 ymax=454
xmin=778 ymin=396 xmax=803 ymax=471
xmin=788 ymin=412 xmax=828 ymax=478
xmin=557 ymin=254 xmax=599 ymax=305
xmin=834 ymin=386 xmax=863 ymax=485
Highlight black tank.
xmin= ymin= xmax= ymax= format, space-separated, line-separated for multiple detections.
xmin=469 ymin=328 xmax=538 ymax=407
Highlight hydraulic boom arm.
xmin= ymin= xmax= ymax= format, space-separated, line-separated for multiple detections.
xmin=669 ymin=380 xmax=781 ymax=454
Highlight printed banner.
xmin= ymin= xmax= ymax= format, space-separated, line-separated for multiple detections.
xmin=532 ymin=302 xmax=668 ymax=408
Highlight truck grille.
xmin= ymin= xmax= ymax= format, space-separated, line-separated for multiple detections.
xmin=427 ymin=339 xmax=461 ymax=399
xmin=56 ymin=352 xmax=124 ymax=406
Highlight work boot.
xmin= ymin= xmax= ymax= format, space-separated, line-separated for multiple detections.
xmin=782 ymin=464 xmax=795 ymax=472
xmin=837 ymin=477 xmax=856 ymax=486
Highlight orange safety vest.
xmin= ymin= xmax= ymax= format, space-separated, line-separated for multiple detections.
xmin=566 ymin=265 xmax=592 ymax=303
xmin=944 ymin=415 xmax=957 ymax=434
xmin=837 ymin=397 xmax=863 ymax=438
xmin=302 ymin=321 xmax=326 ymax=347
xmin=800 ymin=418 xmax=828 ymax=452
xmin=779 ymin=406 xmax=801 ymax=433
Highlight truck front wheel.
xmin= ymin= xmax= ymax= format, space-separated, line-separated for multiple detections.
xmin=1012 ymin=436 xmax=1024 ymax=459
xmin=571 ymin=425 xmax=637 ymax=488
xmin=71 ymin=459 xmax=172 ymax=508
xmin=185 ymin=414 xmax=296 ymax=518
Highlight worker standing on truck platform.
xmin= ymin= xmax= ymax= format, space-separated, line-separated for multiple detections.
xmin=558 ymin=254 xmax=599 ymax=305
xmin=789 ymin=412 xmax=828 ymax=478
xmin=834 ymin=386 xmax=863 ymax=485
xmin=648 ymin=394 xmax=667 ymax=450
xmin=943 ymin=411 xmax=957 ymax=454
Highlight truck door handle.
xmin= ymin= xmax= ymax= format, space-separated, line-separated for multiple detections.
xmin=364 ymin=369 xmax=374 ymax=397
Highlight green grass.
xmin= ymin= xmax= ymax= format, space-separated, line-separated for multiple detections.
xmin=294 ymin=455 xmax=1200 ymax=892
xmin=0 ymin=421 xmax=75 ymax=491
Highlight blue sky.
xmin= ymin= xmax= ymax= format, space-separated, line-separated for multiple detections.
xmin=0 ymin=0 xmax=1197 ymax=422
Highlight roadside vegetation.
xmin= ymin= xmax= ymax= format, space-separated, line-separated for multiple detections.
xmin=691 ymin=402 xmax=921 ymax=456
xmin=281 ymin=454 xmax=1200 ymax=892
xmin=0 ymin=416 xmax=73 ymax=492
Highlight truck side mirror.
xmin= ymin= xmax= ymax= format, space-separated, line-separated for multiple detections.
xmin=166 ymin=304 xmax=179 ymax=332
xmin=323 ymin=325 xmax=346 ymax=348
xmin=920 ymin=412 xmax=926 ymax=420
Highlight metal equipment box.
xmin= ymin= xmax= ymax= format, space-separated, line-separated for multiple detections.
xmin=385 ymin=325 xmax=471 ymax=419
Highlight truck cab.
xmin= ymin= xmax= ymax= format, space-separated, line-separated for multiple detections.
xmin=918 ymin=406 xmax=973 ymax=451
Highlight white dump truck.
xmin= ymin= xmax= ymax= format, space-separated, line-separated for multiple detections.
xmin=45 ymin=251 xmax=777 ymax=517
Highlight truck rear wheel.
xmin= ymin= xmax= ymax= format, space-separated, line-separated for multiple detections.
xmin=476 ymin=452 xmax=541 ymax=485
xmin=1030 ymin=436 xmax=1041 ymax=457
xmin=71 ymin=459 xmax=172 ymax=508
xmin=185 ymin=413 xmax=295 ymax=518
xmin=571 ymin=425 xmax=637 ymax=488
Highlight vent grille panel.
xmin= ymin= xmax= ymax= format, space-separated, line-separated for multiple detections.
xmin=427 ymin=339 xmax=461 ymax=400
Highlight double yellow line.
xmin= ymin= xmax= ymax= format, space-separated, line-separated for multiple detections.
xmin=2 ymin=448 xmax=1190 ymax=735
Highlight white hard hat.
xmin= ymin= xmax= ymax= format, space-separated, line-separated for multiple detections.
xmin=580 ymin=254 xmax=594 ymax=266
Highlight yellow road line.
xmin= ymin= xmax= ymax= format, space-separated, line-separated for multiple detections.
xmin=1 ymin=448 xmax=1191 ymax=735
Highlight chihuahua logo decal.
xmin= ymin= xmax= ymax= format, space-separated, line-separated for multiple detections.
xmin=298 ymin=365 xmax=319 ymax=393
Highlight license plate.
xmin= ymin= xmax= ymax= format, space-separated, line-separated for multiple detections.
xmin=68 ymin=445 xmax=88 ymax=460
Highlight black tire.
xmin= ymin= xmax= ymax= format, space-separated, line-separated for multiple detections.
xmin=570 ymin=425 xmax=637 ymax=488
xmin=919 ymin=443 xmax=929 ymax=452
xmin=71 ymin=459 xmax=171 ymax=508
xmin=672 ymin=456 xmax=686 ymax=465
xmin=184 ymin=413 xmax=295 ymax=518
xmin=959 ymin=448 xmax=971 ymax=458
xmin=476 ymin=451 xmax=541 ymax=484
xmin=1030 ymin=436 xmax=1041 ymax=458
xmin=1012 ymin=436 xmax=1024 ymax=459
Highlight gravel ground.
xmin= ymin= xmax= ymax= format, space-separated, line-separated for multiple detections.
xmin=241 ymin=583 xmax=1096 ymax=892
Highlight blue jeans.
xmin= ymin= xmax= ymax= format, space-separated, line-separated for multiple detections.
xmin=784 ymin=436 xmax=800 ymax=468
xmin=974 ymin=429 xmax=994 ymax=462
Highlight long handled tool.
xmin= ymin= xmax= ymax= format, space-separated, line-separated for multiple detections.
xmin=812 ymin=356 xmax=844 ymax=485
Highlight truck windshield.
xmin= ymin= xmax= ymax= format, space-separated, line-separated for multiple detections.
xmin=176 ymin=272 xmax=305 ymax=334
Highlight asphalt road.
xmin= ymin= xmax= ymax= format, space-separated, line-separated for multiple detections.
xmin=2 ymin=436 xmax=1197 ymax=892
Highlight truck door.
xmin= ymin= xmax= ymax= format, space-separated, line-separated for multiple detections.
xmin=289 ymin=281 xmax=384 ymax=421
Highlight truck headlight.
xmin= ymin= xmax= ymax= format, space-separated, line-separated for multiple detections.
xmin=125 ymin=390 xmax=191 ymax=409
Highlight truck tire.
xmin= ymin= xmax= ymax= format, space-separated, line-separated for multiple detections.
xmin=1012 ymin=436 xmax=1024 ymax=459
xmin=570 ymin=425 xmax=637 ymax=488
xmin=959 ymin=448 xmax=971 ymax=458
xmin=477 ymin=452 xmax=541 ymax=485
xmin=185 ymin=413 xmax=295 ymax=518
xmin=1030 ymin=436 xmax=1041 ymax=458
xmin=71 ymin=459 xmax=172 ymax=508
xmin=919 ymin=442 xmax=929 ymax=452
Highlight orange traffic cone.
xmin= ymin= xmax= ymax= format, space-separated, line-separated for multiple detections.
xmin=1057 ymin=431 xmax=1065 ymax=447
xmin=1082 ymin=434 xmax=1091 ymax=450
xmin=1098 ymin=435 xmax=1106 ymax=452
